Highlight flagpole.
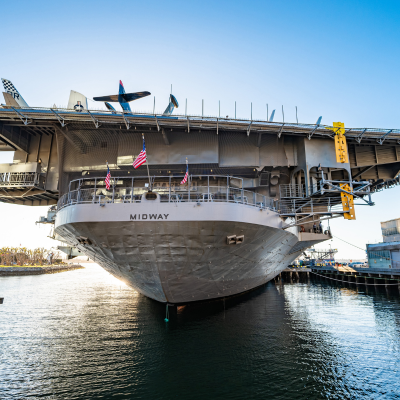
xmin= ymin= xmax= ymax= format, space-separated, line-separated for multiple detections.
xmin=186 ymin=157 xmax=188 ymax=187
xmin=186 ymin=157 xmax=190 ymax=200
xmin=143 ymin=133 xmax=151 ymax=191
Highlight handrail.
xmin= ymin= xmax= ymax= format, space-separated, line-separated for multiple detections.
xmin=0 ymin=172 xmax=44 ymax=187
xmin=57 ymin=185 xmax=275 ymax=212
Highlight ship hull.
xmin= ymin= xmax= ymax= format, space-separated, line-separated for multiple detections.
xmin=55 ymin=202 xmax=326 ymax=303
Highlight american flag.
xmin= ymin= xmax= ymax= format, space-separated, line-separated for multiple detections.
xmin=181 ymin=160 xmax=189 ymax=184
xmin=133 ymin=135 xmax=147 ymax=169
xmin=105 ymin=163 xmax=111 ymax=190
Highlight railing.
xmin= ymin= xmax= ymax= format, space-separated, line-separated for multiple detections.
xmin=279 ymin=184 xmax=305 ymax=198
xmin=0 ymin=172 xmax=45 ymax=187
xmin=278 ymin=197 xmax=344 ymax=216
xmin=57 ymin=184 xmax=275 ymax=212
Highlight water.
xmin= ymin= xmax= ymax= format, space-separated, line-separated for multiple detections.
xmin=1 ymin=265 xmax=400 ymax=400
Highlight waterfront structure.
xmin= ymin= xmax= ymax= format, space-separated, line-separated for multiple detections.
xmin=1 ymin=87 xmax=400 ymax=302
xmin=367 ymin=218 xmax=400 ymax=269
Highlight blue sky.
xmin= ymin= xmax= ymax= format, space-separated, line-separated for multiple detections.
xmin=0 ymin=0 xmax=399 ymax=258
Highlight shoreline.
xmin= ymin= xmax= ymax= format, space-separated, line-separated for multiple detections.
xmin=0 ymin=264 xmax=84 ymax=276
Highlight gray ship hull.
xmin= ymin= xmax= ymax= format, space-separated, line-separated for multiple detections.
xmin=55 ymin=201 xmax=327 ymax=303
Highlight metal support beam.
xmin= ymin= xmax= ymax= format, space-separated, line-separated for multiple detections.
xmin=161 ymin=128 xmax=169 ymax=145
xmin=352 ymin=165 xmax=375 ymax=179
xmin=122 ymin=112 xmax=130 ymax=130
xmin=187 ymin=117 xmax=190 ymax=133
xmin=247 ymin=121 xmax=252 ymax=137
xmin=54 ymin=125 xmax=86 ymax=154
xmin=278 ymin=123 xmax=285 ymax=139
xmin=155 ymin=116 xmax=160 ymax=131
xmin=355 ymin=128 xmax=367 ymax=143
xmin=10 ymin=106 xmax=32 ymax=125
xmin=377 ymin=129 xmax=393 ymax=145
xmin=51 ymin=109 xmax=66 ymax=127
xmin=307 ymin=124 xmax=320 ymax=140
xmin=87 ymin=110 xmax=100 ymax=128
xmin=0 ymin=122 xmax=29 ymax=153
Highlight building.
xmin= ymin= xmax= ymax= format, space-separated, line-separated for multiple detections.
xmin=367 ymin=218 xmax=400 ymax=269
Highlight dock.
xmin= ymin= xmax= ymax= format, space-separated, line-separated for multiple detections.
xmin=275 ymin=267 xmax=400 ymax=291
xmin=0 ymin=264 xmax=83 ymax=276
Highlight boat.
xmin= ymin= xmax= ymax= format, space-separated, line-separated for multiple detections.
xmin=1 ymin=89 xmax=399 ymax=302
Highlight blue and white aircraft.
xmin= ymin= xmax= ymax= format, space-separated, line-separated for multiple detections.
xmin=93 ymin=80 xmax=150 ymax=113
xmin=1 ymin=78 xmax=179 ymax=116
xmin=93 ymin=80 xmax=179 ymax=116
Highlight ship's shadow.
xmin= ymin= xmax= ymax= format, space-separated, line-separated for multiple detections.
xmin=143 ymin=280 xmax=282 ymax=322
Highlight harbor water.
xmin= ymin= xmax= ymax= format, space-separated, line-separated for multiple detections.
xmin=1 ymin=264 xmax=400 ymax=399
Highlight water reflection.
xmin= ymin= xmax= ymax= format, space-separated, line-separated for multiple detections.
xmin=1 ymin=265 xmax=399 ymax=399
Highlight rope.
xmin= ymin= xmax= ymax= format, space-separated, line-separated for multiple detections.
xmin=311 ymin=271 xmax=400 ymax=286
xmin=331 ymin=235 xmax=392 ymax=263
xmin=332 ymin=235 xmax=365 ymax=251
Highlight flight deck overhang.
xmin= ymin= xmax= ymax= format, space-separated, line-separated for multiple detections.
xmin=1 ymin=106 xmax=400 ymax=145
xmin=0 ymin=106 xmax=399 ymax=206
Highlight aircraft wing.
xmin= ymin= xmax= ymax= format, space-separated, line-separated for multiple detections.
xmin=93 ymin=95 xmax=120 ymax=102
xmin=122 ymin=91 xmax=151 ymax=102
xmin=93 ymin=91 xmax=151 ymax=103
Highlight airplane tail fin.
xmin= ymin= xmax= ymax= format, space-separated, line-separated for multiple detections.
xmin=119 ymin=80 xmax=126 ymax=95
xmin=1 ymin=78 xmax=29 ymax=108
xmin=269 ymin=110 xmax=276 ymax=122
xmin=163 ymin=94 xmax=179 ymax=116
xmin=67 ymin=90 xmax=88 ymax=112
xmin=118 ymin=80 xmax=131 ymax=112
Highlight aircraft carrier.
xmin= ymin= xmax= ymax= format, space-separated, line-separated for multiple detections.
xmin=1 ymin=81 xmax=400 ymax=303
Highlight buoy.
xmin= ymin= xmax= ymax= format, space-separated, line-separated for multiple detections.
xmin=164 ymin=303 xmax=169 ymax=322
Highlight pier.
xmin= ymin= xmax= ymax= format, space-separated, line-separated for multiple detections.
xmin=275 ymin=267 xmax=400 ymax=292
xmin=0 ymin=264 xmax=83 ymax=276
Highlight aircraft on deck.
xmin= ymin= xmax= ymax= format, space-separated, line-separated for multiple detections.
xmin=1 ymin=78 xmax=29 ymax=108
xmin=93 ymin=80 xmax=179 ymax=116
xmin=1 ymin=78 xmax=88 ymax=112
xmin=1 ymin=78 xmax=179 ymax=116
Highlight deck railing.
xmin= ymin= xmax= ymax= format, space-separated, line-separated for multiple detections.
xmin=57 ymin=180 xmax=275 ymax=212
xmin=0 ymin=172 xmax=45 ymax=188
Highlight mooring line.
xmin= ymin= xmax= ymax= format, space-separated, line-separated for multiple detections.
xmin=310 ymin=271 xmax=400 ymax=286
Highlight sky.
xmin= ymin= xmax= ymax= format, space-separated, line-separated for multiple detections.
xmin=0 ymin=0 xmax=399 ymax=258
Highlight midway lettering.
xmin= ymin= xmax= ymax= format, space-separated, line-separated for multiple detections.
xmin=129 ymin=213 xmax=170 ymax=221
